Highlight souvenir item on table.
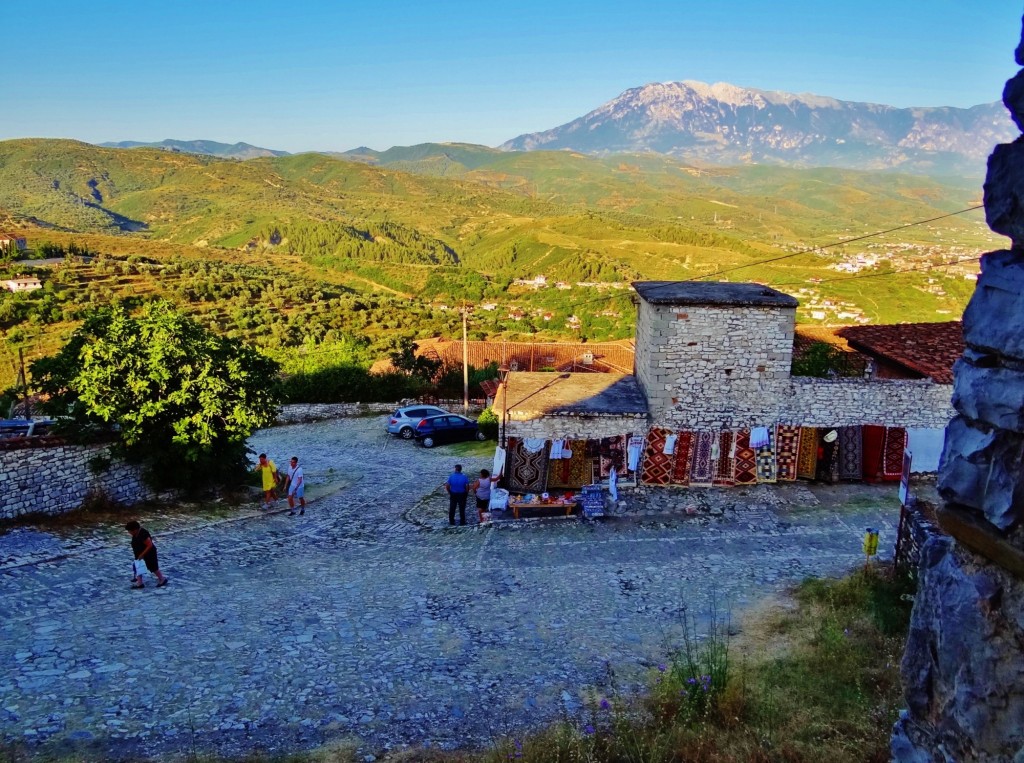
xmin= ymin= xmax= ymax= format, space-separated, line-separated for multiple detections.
xmin=775 ymin=424 xmax=801 ymax=481
xmin=838 ymin=426 xmax=864 ymax=480
xmin=689 ymin=430 xmax=715 ymax=487
xmin=733 ymin=429 xmax=757 ymax=485
xmin=671 ymin=431 xmax=694 ymax=485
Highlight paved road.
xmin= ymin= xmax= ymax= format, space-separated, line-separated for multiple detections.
xmin=0 ymin=417 xmax=903 ymax=760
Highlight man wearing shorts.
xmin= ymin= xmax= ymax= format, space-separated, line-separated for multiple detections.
xmin=286 ymin=456 xmax=305 ymax=516
xmin=126 ymin=520 xmax=168 ymax=589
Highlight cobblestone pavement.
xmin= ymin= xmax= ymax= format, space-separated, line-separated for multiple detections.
xmin=0 ymin=417 xmax=906 ymax=760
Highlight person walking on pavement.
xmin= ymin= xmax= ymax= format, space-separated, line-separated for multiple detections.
xmin=126 ymin=520 xmax=168 ymax=589
xmin=254 ymin=453 xmax=279 ymax=509
xmin=445 ymin=464 xmax=470 ymax=526
xmin=286 ymin=456 xmax=306 ymax=516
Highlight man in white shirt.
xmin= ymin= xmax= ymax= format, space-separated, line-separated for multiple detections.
xmin=286 ymin=456 xmax=306 ymax=516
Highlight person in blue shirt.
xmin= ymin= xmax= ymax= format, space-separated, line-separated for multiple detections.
xmin=445 ymin=464 xmax=470 ymax=526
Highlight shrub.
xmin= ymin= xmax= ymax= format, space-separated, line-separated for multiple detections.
xmin=477 ymin=407 xmax=499 ymax=440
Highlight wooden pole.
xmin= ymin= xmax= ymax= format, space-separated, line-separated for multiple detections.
xmin=18 ymin=347 xmax=28 ymax=417
xmin=462 ymin=304 xmax=469 ymax=414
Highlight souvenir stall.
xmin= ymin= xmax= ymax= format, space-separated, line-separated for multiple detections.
xmin=637 ymin=423 xmax=912 ymax=487
xmin=489 ymin=371 xmax=649 ymax=520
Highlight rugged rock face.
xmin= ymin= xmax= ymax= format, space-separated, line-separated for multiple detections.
xmin=501 ymin=80 xmax=1016 ymax=176
xmin=893 ymin=16 xmax=1024 ymax=763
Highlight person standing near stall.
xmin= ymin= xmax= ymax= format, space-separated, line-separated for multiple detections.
xmin=471 ymin=468 xmax=500 ymax=524
xmin=445 ymin=464 xmax=470 ymax=526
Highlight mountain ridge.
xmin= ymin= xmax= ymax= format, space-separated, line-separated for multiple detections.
xmin=501 ymin=80 xmax=1014 ymax=176
xmin=98 ymin=138 xmax=289 ymax=159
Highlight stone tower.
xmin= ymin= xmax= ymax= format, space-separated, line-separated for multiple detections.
xmin=892 ymin=18 xmax=1024 ymax=762
xmin=632 ymin=281 xmax=797 ymax=430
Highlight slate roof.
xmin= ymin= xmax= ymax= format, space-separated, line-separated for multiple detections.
xmin=837 ymin=321 xmax=963 ymax=384
xmin=495 ymin=372 xmax=649 ymax=418
xmin=632 ymin=281 xmax=798 ymax=308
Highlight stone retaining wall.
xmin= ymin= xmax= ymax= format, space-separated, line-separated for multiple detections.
xmin=783 ymin=377 xmax=954 ymax=429
xmin=894 ymin=500 xmax=944 ymax=578
xmin=506 ymin=412 xmax=648 ymax=440
xmin=276 ymin=402 xmax=485 ymax=425
xmin=0 ymin=443 xmax=154 ymax=520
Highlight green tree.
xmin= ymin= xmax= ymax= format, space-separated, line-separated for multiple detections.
xmin=31 ymin=301 xmax=282 ymax=490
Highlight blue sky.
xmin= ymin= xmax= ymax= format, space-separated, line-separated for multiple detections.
xmin=3 ymin=1 xmax=1021 ymax=152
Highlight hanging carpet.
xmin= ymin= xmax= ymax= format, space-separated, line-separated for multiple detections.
xmin=641 ymin=428 xmax=675 ymax=486
xmin=862 ymin=425 xmax=886 ymax=483
xmin=713 ymin=430 xmax=736 ymax=487
xmin=734 ymin=429 xmax=757 ymax=485
xmin=506 ymin=437 xmax=550 ymax=493
xmin=775 ymin=424 xmax=801 ymax=481
xmin=671 ymin=431 xmax=694 ymax=486
xmin=546 ymin=439 xmax=590 ymax=489
xmin=838 ymin=426 xmax=864 ymax=481
xmin=755 ymin=425 xmax=777 ymax=483
xmin=689 ymin=430 xmax=716 ymax=487
xmin=797 ymin=427 xmax=818 ymax=480
xmin=882 ymin=427 xmax=908 ymax=482
xmin=816 ymin=429 xmax=840 ymax=483
xmin=599 ymin=434 xmax=628 ymax=479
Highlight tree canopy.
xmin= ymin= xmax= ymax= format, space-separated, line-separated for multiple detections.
xmin=32 ymin=301 xmax=282 ymax=489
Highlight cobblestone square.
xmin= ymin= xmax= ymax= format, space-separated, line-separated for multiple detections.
xmin=0 ymin=417 xmax=905 ymax=760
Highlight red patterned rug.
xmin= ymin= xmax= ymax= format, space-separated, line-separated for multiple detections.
xmin=882 ymin=427 xmax=908 ymax=482
xmin=775 ymin=424 xmax=801 ymax=481
xmin=797 ymin=427 xmax=818 ymax=480
xmin=689 ymin=430 xmax=716 ymax=487
xmin=734 ymin=429 xmax=757 ymax=485
xmin=640 ymin=428 xmax=674 ymax=486
xmin=671 ymin=431 xmax=694 ymax=486
xmin=713 ymin=431 xmax=735 ymax=486
xmin=862 ymin=425 xmax=886 ymax=483
xmin=599 ymin=434 xmax=627 ymax=478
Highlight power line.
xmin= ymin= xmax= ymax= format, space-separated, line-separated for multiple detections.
xmin=556 ymin=204 xmax=985 ymax=312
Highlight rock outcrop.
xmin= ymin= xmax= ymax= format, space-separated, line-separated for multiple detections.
xmin=893 ymin=15 xmax=1024 ymax=762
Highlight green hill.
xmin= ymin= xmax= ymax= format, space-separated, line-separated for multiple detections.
xmin=0 ymin=138 xmax=1000 ymax=389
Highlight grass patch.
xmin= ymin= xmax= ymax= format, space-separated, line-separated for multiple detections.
xmin=443 ymin=439 xmax=496 ymax=458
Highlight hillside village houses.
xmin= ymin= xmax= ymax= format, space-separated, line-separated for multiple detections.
xmin=490 ymin=281 xmax=956 ymax=495
xmin=0 ymin=233 xmax=27 ymax=254
xmin=2 ymin=276 xmax=42 ymax=292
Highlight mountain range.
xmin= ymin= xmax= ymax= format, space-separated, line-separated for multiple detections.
xmin=94 ymin=81 xmax=1013 ymax=176
xmin=98 ymin=139 xmax=289 ymax=160
xmin=501 ymin=81 xmax=1014 ymax=176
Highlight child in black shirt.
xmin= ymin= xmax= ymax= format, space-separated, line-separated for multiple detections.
xmin=126 ymin=521 xmax=168 ymax=589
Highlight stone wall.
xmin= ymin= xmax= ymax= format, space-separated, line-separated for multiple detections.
xmin=783 ymin=377 xmax=954 ymax=429
xmin=636 ymin=300 xmax=795 ymax=430
xmin=276 ymin=401 xmax=485 ymax=426
xmin=506 ymin=412 xmax=648 ymax=440
xmin=0 ymin=442 xmax=154 ymax=520
xmin=892 ymin=22 xmax=1024 ymax=762
xmin=894 ymin=500 xmax=944 ymax=578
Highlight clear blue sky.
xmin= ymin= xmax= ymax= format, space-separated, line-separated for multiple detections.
xmin=4 ymin=1 xmax=1022 ymax=153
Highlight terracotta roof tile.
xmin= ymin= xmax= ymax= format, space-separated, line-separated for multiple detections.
xmin=837 ymin=322 xmax=962 ymax=384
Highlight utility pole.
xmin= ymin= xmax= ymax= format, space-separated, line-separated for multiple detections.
xmin=461 ymin=304 xmax=470 ymax=414
xmin=17 ymin=348 xmax=28 ymax=418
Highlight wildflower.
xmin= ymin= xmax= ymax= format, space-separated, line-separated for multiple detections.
xmin=844 ymin=628 xmax=850 ymax=636
xmin=599 ymin=698 xmax=611 ymax=710
xmin=583 ymin=724 xmax=595 ymax=735
xmin=657 ymin=664 xmax=667 ymax=672
xmin=687 ymin=677 xmax=698 ymax=685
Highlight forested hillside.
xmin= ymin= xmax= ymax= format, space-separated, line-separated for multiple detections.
xmin=0 ymin=138 xmax=999 ymax=390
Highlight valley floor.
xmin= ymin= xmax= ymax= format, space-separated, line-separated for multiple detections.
xmin=0 ymin=417 xmax=905 ymax=761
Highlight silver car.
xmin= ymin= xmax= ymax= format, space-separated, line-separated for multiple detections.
xmin=387 ymin=405 xmax=449 ymax=439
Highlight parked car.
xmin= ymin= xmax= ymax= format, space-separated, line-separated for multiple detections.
xmin=387 ymin=405 xmax=450 ymax=439
xmin=414 ymin=414 xmax=487 ymax=448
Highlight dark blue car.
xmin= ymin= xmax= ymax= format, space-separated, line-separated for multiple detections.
xmin=413 ymin=414 xmax=486 ymax=448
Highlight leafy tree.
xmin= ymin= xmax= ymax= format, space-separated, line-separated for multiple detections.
xmin=31 ymin=301 xmax=282 ymax=490
xmin=791 ymin=341 xmax=861 ymax=378
xmin=387 ymin=337 xmax=442 ymax=383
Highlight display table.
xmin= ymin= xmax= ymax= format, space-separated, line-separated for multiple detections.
xmin=505 ymin=500 xmax=578 ymax=520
